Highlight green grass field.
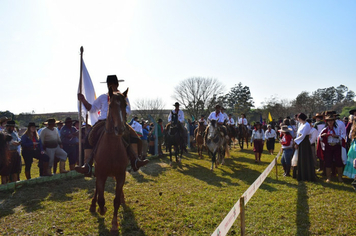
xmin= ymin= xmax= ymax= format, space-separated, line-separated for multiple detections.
xmin=1 ymin=143 xmax=355 ymax=235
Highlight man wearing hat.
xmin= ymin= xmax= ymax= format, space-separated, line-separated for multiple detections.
xmin=167 ymin=102 xmax=188 ymax=150
xmin=76 ymin=75 xmax=148 ymax=174
xmin=39 ymin=118 xmax=69 ymax=174
xmin=198 ymin=115 xmax=208 ymax=126
xmin=349 ymin=108 xmax=356 ymax=116
xmin=0 ymin=116 xmax=11 ymax=132
xmin=60 ymin=117 xmax=79 ymax=171
xmin=205 ymin=104 xmax=230 ymax=144
xmin=2 ymin=120 xmax=22 ymax=183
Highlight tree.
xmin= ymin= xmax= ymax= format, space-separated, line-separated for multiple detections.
xmin=133 ymin=98 xmax=166 ymax=121
xmin=173 ymin=77 xmax=224 ymax=120
xmin=223 ymin=82 xmax=254 ymax=115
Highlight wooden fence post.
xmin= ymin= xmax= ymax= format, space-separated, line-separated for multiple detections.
xmin=275 ymin=157 xmax=278 ymax=180
xmin=240 ymin=196 xmax=245 ymax=236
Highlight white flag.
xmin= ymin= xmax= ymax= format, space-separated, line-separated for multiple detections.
xmin=78 ymin=59 xmax=98 ymax=125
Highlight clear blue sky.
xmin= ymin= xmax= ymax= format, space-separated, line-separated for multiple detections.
xmin=1 ymin=0 xmax=355 ymax=115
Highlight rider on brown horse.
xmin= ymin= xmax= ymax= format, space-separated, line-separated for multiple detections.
xmin=204 ymin=104 xmax=230 ymax=145
xmin=76 ymin=75 xmax=148 ymax=175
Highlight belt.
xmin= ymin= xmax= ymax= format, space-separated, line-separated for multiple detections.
xmin=63 ymin=144 xmax=77 ymax=147
xmin=329 ymin=143 xmax=339 ymax=146
xmin=22 ymin=147 xmax=39 ymax=151
xmin=283 ymin=148 xmax=293 ymax=150
xmin=9 ymin=150 xmax=18 ymax=153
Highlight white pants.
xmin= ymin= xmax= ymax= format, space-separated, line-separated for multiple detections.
xmin=45 ymin=146 xmax=67 ymax=167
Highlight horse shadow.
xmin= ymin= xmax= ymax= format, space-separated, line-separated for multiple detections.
xmin=0 ymin=176 xmax=96 ymax=218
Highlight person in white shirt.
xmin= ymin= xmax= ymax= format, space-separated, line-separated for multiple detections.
xmin=294 ymin=113 xmax=315 ymax=181
xmin=220 ymin=107 xmax=229 ymax=123
xmin=76 ymin=75 xmax=148 ymax=175
xmin=226 ymin=114 xmax=235 ymax=126
xmin=205 ymin=104 xmax=229 ymax=144
xmin=238 ymin=114 xmax=248 ymax=126
xmin=198 ymin=115 xmax=208 ymax=126
xmin=307 ymin=119 xmax=319 ymax=167
xmin=251 ymin=122 xmax=265 ymax=163
xmin=265 ymin=124 xmax=277 ymax=155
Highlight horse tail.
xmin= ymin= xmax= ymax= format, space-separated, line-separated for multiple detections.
xmin=225 ymin=143 xmax=230 ymax=158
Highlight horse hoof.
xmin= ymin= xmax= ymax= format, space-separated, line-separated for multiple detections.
xmin=98 ymin=207 xmax=107 ymax=215
xmin=110 ymin=229 xmax=119 ymax=236
xmin=89 ymin=206 xmax=96 ymax=213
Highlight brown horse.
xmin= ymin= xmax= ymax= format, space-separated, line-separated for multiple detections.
xmin=195 ymin=121 xmax=206 ymax=159
xmin=237 ymin=124 xmax=250 ymax=149
xmin=226 ymin=124 xmax=238 ymax=149
xmin=89 ymin=87 xmax=129 ymax=233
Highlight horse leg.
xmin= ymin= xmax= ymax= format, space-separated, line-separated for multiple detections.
xmin=111 ymin=173 xmax=126 ymax=233
xmin=90 ymin=187 xmax=98 ymax=213
xmin=96 ymin=175 xmax=108 ymax=215
xmin=169 ymin=144 xmax=173 ymax=166
xmin=175 ymin=144 xmax=179 ymax=162
xmin=211 ymin=151 xmax=216 ymax=171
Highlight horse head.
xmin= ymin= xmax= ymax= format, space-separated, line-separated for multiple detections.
xmin=107 ymin=87 xmax=128 ymax=136
xmin=171 ymin=111 xmax=178 ymax=127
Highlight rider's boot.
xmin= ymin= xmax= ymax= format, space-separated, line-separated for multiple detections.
xmin=127 ymin=144 xmax=149 ymax=171
xmin=75 ymin=149 xmax=93 ymax=176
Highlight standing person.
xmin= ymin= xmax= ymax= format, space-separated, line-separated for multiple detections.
xmin=320 ymin=115 xmax=343 ymax=182
xmin=265 ymin=124 xmax=276 ymax=155
xmin=294 ymin=113 xmax=315 ymax=181
xmin=2 ymin=121 xmax=22 ymax=183
xmin=307 ymin=119 xmax=319 ymax=168
xmin=251 ymin=122 xmax=265 ymax=163
xmin=343 ymin=117 xmax=356 ymax=181
xmin=140 ymin=121 xmax=150 ymax=160
xmin=39 ymin=118 xmax=69 ymax=174
xmin=21 ymin=122 xmax=52 ymax=178
xmin=157 ymin=119 xmax=164 ymax=156
xmin=279 ymin=126 xmax=294 ymax=176
xmin=76 ymin=75 xmax=148 ymax=175
xmin=346 ymin=115 xmax=354 ymax=151
xmin=60 ymin=117 xmax=79 ymax=171
xmin=313 ymin=113 xmax=325 ymax=172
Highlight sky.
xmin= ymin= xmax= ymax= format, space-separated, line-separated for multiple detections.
xmin=1 ymin=0 xmax=355 ymax=115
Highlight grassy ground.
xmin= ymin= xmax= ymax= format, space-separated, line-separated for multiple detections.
xmin=0 ymin=143 xmax=355 ymax=235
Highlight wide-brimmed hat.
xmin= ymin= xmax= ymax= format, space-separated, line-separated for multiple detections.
xmin=278 ymin=125 xmax=292 ymax=133
xmin=101 ymin=75 xmax=124 ymax=84
xmin=267 ymin=124 xmax=271 ymax=127
xmin=56 ymin=120 xmax=63 ymax=125
xmin=47 ymin=118 xmax=56 ymax=124
xmin=215 ymin=104 xmax=221 ymax=109
xmin=324 ymin=110 xmax=336 ymax=116
xmin=325 ymin=115 xmax=336 ymax=121
xmin=254 ymin=122 xmax=261 ymax=126
xmin=349 ymin=109 xmax=356 ymax=115
xmin=312 ymin=113 xmax=323 ymax=119
xmin=0 ymin=116 xmax=11 ymax=124
xmin=64 ymin=117 xmax=72 ymax=123
xmin=27 ymin=122 xmax=39 ymax=128
xmin=6 ymin=120 xmax=16 ymax=127
xmin=174 ymin=102 xmax=180 ymax=106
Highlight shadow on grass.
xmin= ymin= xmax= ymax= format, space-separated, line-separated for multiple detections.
xmin=120 ymin=204 xmax=146 ymax=236
xmin=296 ymin=181 xmax=310 ymax=235
xmin=0 ymin=176 xmax=96 ymax=218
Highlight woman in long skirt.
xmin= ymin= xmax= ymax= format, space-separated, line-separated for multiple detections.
xmin=344 ymin=118 xmax=356 ymax=180
xmin=251 ymin=122 xmax=265 ymax=163
xmin=265 ymin=124 xmax=276 ymax=155
xmin=294 ymin=113 xmax=316 ymax=181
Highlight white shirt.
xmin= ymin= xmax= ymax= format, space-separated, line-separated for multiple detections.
xmin=251 ymin=129 xmax=265 ymax=142
xmin=198 ymin=118 xmax=208 ymax=126
xmin=208 ymin=111 xmax=225 ymax=123
xmin=294 ymin=122 xmax=311 ymax=145
xmin=336 ymin=119 xmax=346 ymax=140
xmin=168 ymin=109 xmax=185 ymax=123
xmin=221 ymin=112 xmax=228 ymax=122
xmin=308 ymin=127 xmax=318 ymax=145
xmin=265 ymin=129 xmax=276 ymax=139
xmin=227 ymin=117 xmax=235 ymax=125
xmin=238 ymin=118 xmax=248 ymax=125
xmin=90 ymin=93 xmax=131 ymax=121
xmin=131 ymin=120 xmax=143 ymax=135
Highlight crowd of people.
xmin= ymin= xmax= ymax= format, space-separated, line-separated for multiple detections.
xmin=1 ymin=76 xmax=356 ymax=189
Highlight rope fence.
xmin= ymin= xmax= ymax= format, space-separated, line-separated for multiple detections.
xmin=211 ymin=149 xmax=282 ymax=236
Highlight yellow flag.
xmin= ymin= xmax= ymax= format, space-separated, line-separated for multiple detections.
xmin=268 ymin=112 xmax=273 ymax=122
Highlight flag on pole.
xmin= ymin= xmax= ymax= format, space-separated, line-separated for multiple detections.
xmin=260 ymin=114 xmax=263 ymax=123
xmin=268 ymin=112 xmax=273 ymax=122
xmin=77 ymin=59 xmax=98 ymax=125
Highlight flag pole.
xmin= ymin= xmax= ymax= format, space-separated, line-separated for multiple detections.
xmin=78 ymin=46 xmax=84 ymax=166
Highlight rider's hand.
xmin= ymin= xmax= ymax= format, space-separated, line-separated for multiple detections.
xmin=77 ymin=93 xmax=85 ymax=102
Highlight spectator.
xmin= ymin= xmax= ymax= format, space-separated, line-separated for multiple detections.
xmin=265 ymin=124 xmax=276 ymax=155
xmin=307 ymin=119 xmax=319 ymax=168
xmin=4 ymin=120 xmax=22 ymax=183
xmin=141 ymin=121 xmax=150 ymax=160
xmin=60 ymin=117 xmax=79 ymax=171
xmin=39 ymin=118 xmax=68 ymax=174
xmin=21 ymin=122 xmax=52 ymax=179
xmin=251 ymin=122 xmax=265 ymax=163
xmin=279 ymin=125 xmax=294 ymax=176
xmin=320 ymin=115 xmax=343 ymax=182
xmin=157 ymin=119 xmax=164 ymax=156
xmin=343 ymin=116 xmax=356 ymax=181
xmin=294 ymin=113 xmax=315 ymax=181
